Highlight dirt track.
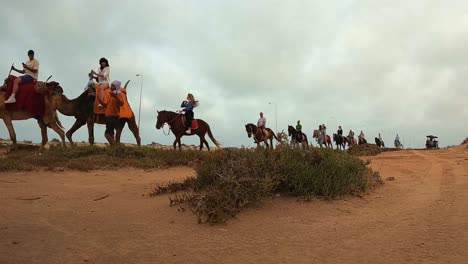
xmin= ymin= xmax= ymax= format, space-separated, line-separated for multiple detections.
xmin=1 ymin=146 xmax=467 ymax=264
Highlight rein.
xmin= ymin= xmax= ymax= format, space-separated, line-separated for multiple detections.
xmin=159 ymin=111 xmax=181 ymax=136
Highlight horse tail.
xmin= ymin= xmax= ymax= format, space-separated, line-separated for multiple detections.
xmin=207 ymin=125 xmax=221 ymax=148
xmin=272 ymin=131 xmax=281 ymax=143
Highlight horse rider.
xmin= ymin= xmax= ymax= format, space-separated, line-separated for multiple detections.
xmin=5 ymin=50 xmax=39 ymax=104
xmin=177 ymin=93 xmax=199 ymax=134
xmin=337 ymin=125 xmax=343 ymax=136
xmin=359 ymin=130 xmax=365 ymax=142
xmin=257 ymin=112 xmax=266 ymax=138
xmin=317 ymin=124 xmax=325 ymax=147
xmin=296 ymin=120 xmax=302 ymax=140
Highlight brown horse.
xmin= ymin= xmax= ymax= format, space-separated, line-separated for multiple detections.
xmin=155 ymin=110 xmax=220 ymax=150
xmin=245 ymin=123 xmax=280 ymax=149
xmin=288 ymin=125 xmax=308 ymax=147
xmin=333 ymin=133 xmax=348 ymax=150
xmin=313 ymin=129 xmax=333 ymax=148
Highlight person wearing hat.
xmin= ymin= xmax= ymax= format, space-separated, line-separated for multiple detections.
xmin=98 ymin=80 xmax=124 ymax=145
xmin=5 ymin=50 xmax=39 ymax=104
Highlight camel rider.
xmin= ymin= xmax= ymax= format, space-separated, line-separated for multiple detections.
xmin=296 ymin=120 xmax=302 ymax=140
xmin=395 ymin=134 xmax=400 ymax=142
xmin=91 ymin=57 xmax=110 ymax=106
xmin=257 ymin=112 xmax=266 ymax=138
xmin=177 ymin=93 xmax=199 ymax=134
xmin=5 ymin=50 xmax=39 ymax=104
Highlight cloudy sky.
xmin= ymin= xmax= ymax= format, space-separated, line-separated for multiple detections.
xmin=1 ymin=0 xmax=467 ymax=148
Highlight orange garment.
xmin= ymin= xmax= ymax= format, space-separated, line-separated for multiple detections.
xmin=119 ymin=88 xmax=133 ymax=119
xmin=101 ymin=89 xmax=125 ymax=116
xmin=94 ymin=84 xmax=110 ymax=114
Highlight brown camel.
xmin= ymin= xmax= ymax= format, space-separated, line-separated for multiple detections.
xmin=48 ymin=86 xmax=141 ymax=146
xmin=0 ymin=82 xmax=66 ymax=149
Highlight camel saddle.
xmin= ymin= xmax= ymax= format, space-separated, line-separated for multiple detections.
xmin=3 ymin=75 xmax=45 ymax=117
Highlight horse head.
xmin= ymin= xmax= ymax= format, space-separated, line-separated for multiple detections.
xmin=287 ymin=125 xmax=294 ymax=136
xmin=155 ymin=110 xmax=166 ymax=129
xmin=245 ymin=123 xmax=256 ymax=138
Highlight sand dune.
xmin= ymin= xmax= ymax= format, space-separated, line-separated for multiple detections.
xmin=0 ymin=145 xmax=467 ymax=263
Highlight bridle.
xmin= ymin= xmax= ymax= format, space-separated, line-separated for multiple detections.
xmin=158 ymin=111 xmax=181 ymax=136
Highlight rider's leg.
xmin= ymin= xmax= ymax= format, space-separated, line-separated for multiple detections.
xmin=5 ymin=76 xmax=32 ymax=104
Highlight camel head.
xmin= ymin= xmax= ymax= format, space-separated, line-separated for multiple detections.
xmin=46 ymin=81 xmax=63 ymax=94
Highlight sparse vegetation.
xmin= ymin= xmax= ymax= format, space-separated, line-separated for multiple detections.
xmin=152 ymin=148 xmax=381 ymax=224
xmin=0 ymin=145 xmax=209 ymax=171
xmin=1 ymin=144 xmax=381 ymax=224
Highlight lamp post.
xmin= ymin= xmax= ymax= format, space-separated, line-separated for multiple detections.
xmin=136 ymin=74 xmax=143 ymax=129
xmin=268 ymin=102 xmax=278 ymax=133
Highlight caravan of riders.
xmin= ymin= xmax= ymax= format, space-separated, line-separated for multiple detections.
xmin=3 ymin=50 xmax=403 ymax=151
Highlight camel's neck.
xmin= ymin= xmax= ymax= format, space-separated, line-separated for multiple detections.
xmin=54 ymin=93 xmax=78 ymax=116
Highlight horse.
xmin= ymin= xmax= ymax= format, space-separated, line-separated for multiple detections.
xmin=288 ymin=125 xmax=308 ymax=147
xmin=333 ymin=134 xmax=348 ymax=150
xmin=394 ymin=140 xmax=403 ymax=149
xmin=375 ymin=137 xmax=385 ymax=148
xmin=155 ymin=110 xmax=220 ymax=150
xmin=245 ymin=123 xmax=280 ymax=149
xmin=358 ymin=137 xmax=367 ymax=145
xmin=313 ymin=129 xmax=333 ymax=148
xmin=347 ymin=136 xmax=357 ymax=146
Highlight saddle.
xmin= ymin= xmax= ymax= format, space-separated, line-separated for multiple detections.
xmin=3 ymin=75 xmax=45 ymax=117
xmin=182 ymin=116 xmax=198 ymax=129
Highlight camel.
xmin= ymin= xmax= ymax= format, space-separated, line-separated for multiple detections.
xmin=48 ymin=84 xmax=141 ymax=146
xmin=0 ymin=81 xmax=66 ymax=149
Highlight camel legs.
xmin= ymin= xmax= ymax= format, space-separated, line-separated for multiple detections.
xmin=66 ymin=119 xmax=86 ymax=146
xmin=87 ymin=119 xmax=95 ymax=145
xmin=47 ymin=120 xmax=66 ymax=147
xmin=37 ymin=119 xmax=48 ymax=149
xmin=117 ymin=118 xmax=141 ymax=146
xmin=2 ymin=115 xmax=17 ymax=148
xmin=126 ymin=119 xmax=141 ymax=147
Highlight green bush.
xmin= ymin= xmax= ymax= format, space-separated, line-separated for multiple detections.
xmin=165 ymin=148 xmax=381 ymax=223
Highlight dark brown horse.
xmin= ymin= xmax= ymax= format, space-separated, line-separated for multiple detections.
xmin=288 ymin=125 xmax=308 ymax=147
xmin=155 ymin=110 xmax=220 ymax=150
xmin=245 ymin=123 xmax=280 ymax=149
xmin=333 ymin=133 xmax=348 ymax=150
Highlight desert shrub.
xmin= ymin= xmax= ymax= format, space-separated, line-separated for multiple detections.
xmin=161 ymin=148 xmax=381 ymax=223
xmin=347 ymin=144 xmax=382 ymax=156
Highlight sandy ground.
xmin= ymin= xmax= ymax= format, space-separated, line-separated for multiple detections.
xmin=1 ymin=146 xmax=467 ymax=264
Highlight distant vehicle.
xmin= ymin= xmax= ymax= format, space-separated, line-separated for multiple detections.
xmin=426 ymin=135 xmax=439 ymax=149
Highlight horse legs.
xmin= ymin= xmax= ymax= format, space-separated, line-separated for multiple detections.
xmin=2 ymin=115 xmax=17 ymax=148
xmin=203 ymin=138 xmax=210 ymax=151
xmin=172 ymin=138 xmax=178 ymax=150
xmin=66 ymin=119 xmax=86 ymax=146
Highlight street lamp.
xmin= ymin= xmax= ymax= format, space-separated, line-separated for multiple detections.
xmin=268 ymin=102 xmax=278 ymax=133
xmin=136 ymin=74 xmax=143 ymax=129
